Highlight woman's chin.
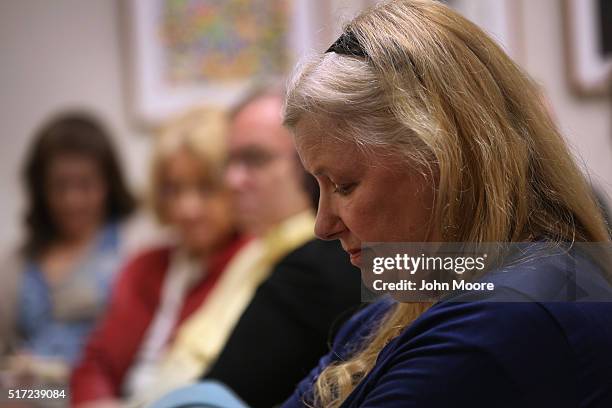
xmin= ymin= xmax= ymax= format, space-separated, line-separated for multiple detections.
xmin=349 ymin=250 xmax=362 ymax=267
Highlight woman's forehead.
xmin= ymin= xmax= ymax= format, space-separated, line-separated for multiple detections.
xmin=294 ymin=127 xmax=364 ymax=175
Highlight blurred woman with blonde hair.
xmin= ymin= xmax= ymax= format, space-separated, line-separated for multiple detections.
xmin=281 ymin=0 xmax=612 ymax=407
xmin=71 ymin=108 xmax=247 ymax=408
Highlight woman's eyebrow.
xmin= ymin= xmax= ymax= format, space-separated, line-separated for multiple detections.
xmin=311 ymin=167 xmax=328 ymax=178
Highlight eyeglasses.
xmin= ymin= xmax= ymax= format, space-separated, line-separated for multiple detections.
xmin=226 ymin=148 xmax=284 ymax=170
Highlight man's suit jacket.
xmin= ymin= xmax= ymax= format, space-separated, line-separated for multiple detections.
xmin=204 ymin=238 xmax=363 ymax=408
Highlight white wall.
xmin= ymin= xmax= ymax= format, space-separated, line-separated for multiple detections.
xmin=0 ymin=0 xmax=151 ymax=250
xmin=518 ymin=0 xmax=612 ymax=204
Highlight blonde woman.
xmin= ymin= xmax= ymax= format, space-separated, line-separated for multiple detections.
xmin=281 ymin=1 xmax=612 ymax=407
xmin=71 ymin=109 xmax=247 ymax=408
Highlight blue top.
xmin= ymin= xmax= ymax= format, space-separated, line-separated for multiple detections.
xmin=282 ymin=245 xmax=612 ymax=407
xmin=17 ymin=223 xmax=121 ymax=365
xmin=150 ymin=381 xmax=249 ymax=408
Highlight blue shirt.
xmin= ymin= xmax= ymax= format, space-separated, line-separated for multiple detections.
xmin=18 ymin=223 xmax=121 ymax=365
xmin=282 ymin=245 xmax=612 ymax=407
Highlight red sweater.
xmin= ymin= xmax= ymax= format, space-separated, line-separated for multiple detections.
xmin=70 ymin=235 xmax=247 ymax=405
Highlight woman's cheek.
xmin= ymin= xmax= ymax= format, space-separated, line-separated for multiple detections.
xmin=211 ymin=196 xmax=234 ymax=232
xmin=341 ymin=200 xmax=369 ymax=238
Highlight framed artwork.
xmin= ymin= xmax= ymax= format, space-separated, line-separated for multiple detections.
xmin=123 ymin=0 xmax=333 ymax=127
xmin=564 ymin=0 xmax=612 ymax=96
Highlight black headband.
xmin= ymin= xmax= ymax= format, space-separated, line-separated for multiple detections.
xmin=325 ymin=30 xmax=367 ymax=57
xmin=325 ymin=29 xmax=427 ymax=87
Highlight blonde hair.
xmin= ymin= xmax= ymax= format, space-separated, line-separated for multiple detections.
xmin=283 ymin=0 xmax=610 ymax=406
xmin=151 ymin=108 xmax=228 ymax=223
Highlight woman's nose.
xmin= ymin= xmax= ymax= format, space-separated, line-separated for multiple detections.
xmin=175 ymin=190 xmax=205 ymax=219
xmin=314 ymin=195 xmax=343 ymax=240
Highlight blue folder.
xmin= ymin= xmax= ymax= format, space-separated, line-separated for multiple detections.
xmin=149 ymin=380 xmax=250 ymax=408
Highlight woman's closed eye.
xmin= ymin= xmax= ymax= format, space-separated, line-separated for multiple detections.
xmin=332 ymin=182 xmax=357 ymax=196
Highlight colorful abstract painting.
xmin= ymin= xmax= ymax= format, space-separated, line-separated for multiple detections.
xmin=161 ymin=0 xmax=291 ymax=85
